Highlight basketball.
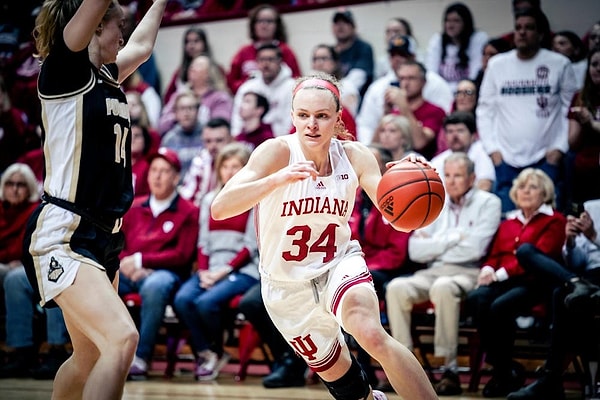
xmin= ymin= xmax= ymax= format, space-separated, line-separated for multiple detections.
xmin=376 ymin=159 xmax=445 ymax=231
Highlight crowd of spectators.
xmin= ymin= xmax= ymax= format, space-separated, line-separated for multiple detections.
xmin=1 ymin=0 xmax=600 ymax=398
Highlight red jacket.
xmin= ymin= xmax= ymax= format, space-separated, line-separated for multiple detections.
xmin=0 ymin=200 xmax=39 ymax=263
xmin=483 ymin=210 xmax=566 ymax=278
xmin=120 ymin=194 xmax=199 ymax=278
xmin=349 ymin=193 xmax=410 ymax=272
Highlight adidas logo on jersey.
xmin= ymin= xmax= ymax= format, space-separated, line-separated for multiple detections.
xmin=315 ymin=181 xmax=326 ymax=190
xmin=381 ymin=195 xmax=394 ymax=216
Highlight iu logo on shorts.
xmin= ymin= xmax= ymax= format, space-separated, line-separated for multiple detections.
xmin=290 ymin=334 xmax=318 ymax=361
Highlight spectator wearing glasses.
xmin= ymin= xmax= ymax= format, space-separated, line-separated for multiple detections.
xmin=311 ymin=44 xmax=360 ymax=118
xmin=0 ymin=163 xmax=39 ymax=303
xmin=227 ymin=4 xmax=301 ymax=94
xmin=375 ymin=17 xmax=420 ymax=79
xmin=437 ymin=78 xmax=479 ymax=155
xmin=357 ymin=35 xmax=452 ymax=145
xmin=0 ymin=163 xmax=70 ymax=380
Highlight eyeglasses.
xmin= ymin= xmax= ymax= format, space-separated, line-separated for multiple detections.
xmin=455 ymin=89 xmax=476 ymax=97
xmin=312 ymin=56 xmax=333 ymax=62
xmin=176 ymin=105 xmax=198 ymax=112
xmin=256 ymin=19 xmax=276 ymax=24
xmin=4 ymin=180 xmax=27 ymax=189
xmin=257 ymin=56 xmax=280 ymax=63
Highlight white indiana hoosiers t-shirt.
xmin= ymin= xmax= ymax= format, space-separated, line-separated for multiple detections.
xmin=257 ymin=135 xmax=359 ymax=281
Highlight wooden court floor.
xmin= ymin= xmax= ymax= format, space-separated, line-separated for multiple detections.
xmin=0 ymin=362 xmax=586 ymax=400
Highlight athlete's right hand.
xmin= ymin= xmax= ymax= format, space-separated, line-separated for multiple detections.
xmin=274 ymin=161 xmax=319 ymax=184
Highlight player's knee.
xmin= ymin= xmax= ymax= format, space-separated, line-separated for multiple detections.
xmin=321 ymin=354 xmax=370 ymax=400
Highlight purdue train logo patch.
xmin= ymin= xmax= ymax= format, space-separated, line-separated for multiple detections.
xmin=48 ymin=256 xmax=64 ymax=283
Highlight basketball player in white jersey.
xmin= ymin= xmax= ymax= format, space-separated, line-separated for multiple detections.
xmin=211 ymin=72 xmax=437 ymax=400
xmin=22 ymin=1 xmax=167 ymax=398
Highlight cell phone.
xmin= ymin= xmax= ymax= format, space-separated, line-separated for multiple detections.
xmin=568 ymin=202 xmax=585 ymax=217
xmin=390 ymin=81 xmax=400 ymax=87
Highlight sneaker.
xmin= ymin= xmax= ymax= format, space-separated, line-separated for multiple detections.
xmin=564 ymin=279 xmax=600 ymax=310
xmin=128 ymin=356 xmax=148 ymax=380
xmin=372 ymin=389 xmax=388 ymax=400
xmin=262 ymin=354 xmax=306 ymax=388
xmin=195 ymin=350 xmax=231 ymax=381
xmin=506 ymin=369 xmax=565 ymax=400
xmin=434 ymin=370 xmax=463 ymax=396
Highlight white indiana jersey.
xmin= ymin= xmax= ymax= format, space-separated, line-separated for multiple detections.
xmin=257 ymin=135 xmax=359 ymax=281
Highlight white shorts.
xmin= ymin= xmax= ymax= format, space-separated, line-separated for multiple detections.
xmin=261 ymin=253 xmax=375 ymax=372
xmin=26 ymin=204 xmax=108 ymax=306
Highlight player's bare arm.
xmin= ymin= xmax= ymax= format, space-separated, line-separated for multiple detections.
xmin=211 ymin=138 xmax=318 ymax=220
xmin=63 ymin=0 xmax=113 ymax=53
xmin=117 ymin=0 xmax=168 ymax=81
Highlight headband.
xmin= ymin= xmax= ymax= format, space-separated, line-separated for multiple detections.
xmin=292 ymin=78 xmax=341 ymax=101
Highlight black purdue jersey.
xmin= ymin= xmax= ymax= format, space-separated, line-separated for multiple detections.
xmin=38 ymin=35 xmax=133 ymax=220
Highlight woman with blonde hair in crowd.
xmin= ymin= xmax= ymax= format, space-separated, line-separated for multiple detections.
xmin=158 ymin=54 xmax=233 ymax=134
xmin=467 ymin=168 xmax=566 ymax=398
xmin=371 ymin=114 xmax=415 ymax=161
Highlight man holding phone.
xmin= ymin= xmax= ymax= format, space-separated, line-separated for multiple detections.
xmin=357 ymin=35 xmax=452 ymax=147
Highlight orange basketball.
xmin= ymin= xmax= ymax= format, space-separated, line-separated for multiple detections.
xmin=376 ymin=159 xmax=445 ymax=231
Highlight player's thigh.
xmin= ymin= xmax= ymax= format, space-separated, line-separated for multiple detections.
xmin=55 ymin=263 xmax=136 ymax=349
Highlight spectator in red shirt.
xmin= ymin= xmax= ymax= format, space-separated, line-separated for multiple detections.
xmin=467 ymin=168 xmax=566 ymax=398
xmin=0 ymin=162 xmax=70 ymax=380
xmin=118 ymin=148 xmax=199 ymax=379
xmin=0 ymin=163 xmax=39 ymax=292
xmin=227 ymin=4 xmax=301 ymax=94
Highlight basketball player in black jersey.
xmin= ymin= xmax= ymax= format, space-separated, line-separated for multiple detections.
xmin=21 ymin=1 xmax=167 ymax=398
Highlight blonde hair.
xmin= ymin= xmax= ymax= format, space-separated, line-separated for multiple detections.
xmin=509 ymin=168 xmax=556 ymax=208
xmin=292 ymin=72 xmax=352 ymax=140
xmin=0 ymin=163 xmax=40 ymax=202
xmin=372 ymin=114 xmax=413 ymax=151
xmin=214 ymin=142 xmax=251 ymax=187
xmin=34 ymin=0 xmax=121 ymax=60
xmin=188 ymin=55 xmax=229 ymax=93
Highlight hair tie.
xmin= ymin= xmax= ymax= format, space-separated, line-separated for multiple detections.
xmin=293 ymin=78 xmax=340 ymax=101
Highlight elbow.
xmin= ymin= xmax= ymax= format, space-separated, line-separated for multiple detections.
xmin=210 ymin=202 xmax=226 ymax=221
